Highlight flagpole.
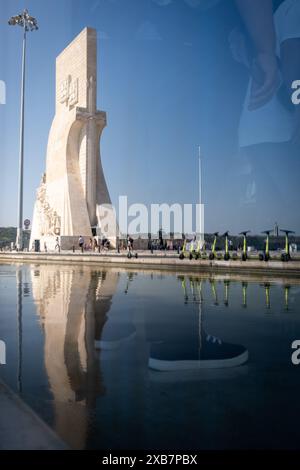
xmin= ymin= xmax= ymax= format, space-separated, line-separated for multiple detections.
xmin=198 ymin=146 xmax=204 ymax=246
xmin=199 ymin=146 xmax=202 ymax=207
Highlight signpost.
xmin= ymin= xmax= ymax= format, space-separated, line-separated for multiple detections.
xmin=24 ymin=219 xmax=30 ymax=230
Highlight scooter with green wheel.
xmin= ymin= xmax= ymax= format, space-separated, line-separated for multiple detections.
xmin=259 ymin=230 xmax=271 ymax=261
xmin=209 ymin=232 xmax=218 ymax=260
xmin=280 ymin=229 xmax=295 ymax=262
xmin=223 ymin=231 xmax=230 ymax=261
xmin=239 ymin=231 xmax=250 ymax=261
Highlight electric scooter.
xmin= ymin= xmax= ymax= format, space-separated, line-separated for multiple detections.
xmin=280 ymin=229 xmax=295 ymax=262
xmin=223 ymin=231 xmax=230 ymax=261
xmin=179 ymin=239 xmax=201 ymax=260
xmin=189 ymin=240 xmax=202 ymax=260
xmin=209 ymin=232 xmax=219 ymax=260
xmin=259 ymin=230 xmax=271 ymax=261
xmin=127 ymin=239 xmax=138 ymax=259
xmin=179 ymin=240 xmax=187 ymax=260
xmin=239 ymin=231 xmax=251 ymax=261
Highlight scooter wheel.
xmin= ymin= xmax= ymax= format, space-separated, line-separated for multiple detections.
xmin=224 ymin=253 xmax=230 ymax=261
xmin=264 ymin=253 xmax=270 ymax=262
xmin=259 ymin=253 xmax=264 ymax=261
xmin=209 ymin=253 xmax=214 ymax=260
xmin=127 ymin=252 xmax=132 ymax=259
xmin=135 ymin=253 xmax=138 ymax=259
xmin=179 ymin=253 xmax=184 ymax=260
xmin=281 ymin=253 xmax=286 ymax=262
xmin=195 ymin=253 xmax=199 ymax=260
xmin=242 ymin=253 xmax=247 ymax=261
xmin=189 ymin=253 xmax=193 ymax=260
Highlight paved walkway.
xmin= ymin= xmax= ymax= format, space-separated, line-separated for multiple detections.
xmin=1 ymin=251 xmax=300 ymax=277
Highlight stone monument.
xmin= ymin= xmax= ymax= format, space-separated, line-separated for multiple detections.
xmin=30 ymin=27 xmax=117 ymax=250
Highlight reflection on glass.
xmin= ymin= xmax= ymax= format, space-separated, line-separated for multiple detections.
xmin=149 ymin=275 xmax=248 ymax=371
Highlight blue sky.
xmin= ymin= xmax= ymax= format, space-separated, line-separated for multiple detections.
xmin=0 ymin=0 xmax=299 ymax=234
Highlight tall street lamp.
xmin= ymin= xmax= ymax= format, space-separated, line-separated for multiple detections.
xmin=8 ymin=9 xmax=38 ymax=250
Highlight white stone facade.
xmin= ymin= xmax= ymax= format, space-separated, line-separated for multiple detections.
xmin=30 ymin=28 xmax=117 ymax=250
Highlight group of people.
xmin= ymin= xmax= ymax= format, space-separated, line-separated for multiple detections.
xmin=148 ymin=239 xmax=181 ymax=252
xmin=78 ymin=236 xmax=110 ymax=253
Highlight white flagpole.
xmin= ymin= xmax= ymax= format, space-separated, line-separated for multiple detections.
xmin=199 ymin=146 xmax=202 ymax=207
xmin=198 ymin=146 xmax=204 ymax=246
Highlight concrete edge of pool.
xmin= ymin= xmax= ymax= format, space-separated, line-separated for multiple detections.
xmin=1 ymin=252 xmax=300 ymax=278
xmin=0 ymin=380 xmax=68 ymax=450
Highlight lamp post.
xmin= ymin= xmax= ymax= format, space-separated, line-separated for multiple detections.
xmin=8 ymin=10 xmax=38 ymax=250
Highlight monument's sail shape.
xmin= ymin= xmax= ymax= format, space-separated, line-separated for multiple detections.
xmin=30 ymin=28 xmax=117 ymax=250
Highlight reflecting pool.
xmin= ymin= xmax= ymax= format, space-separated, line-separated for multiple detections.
xmin=1 ymin=263 xmax=300 ymax=450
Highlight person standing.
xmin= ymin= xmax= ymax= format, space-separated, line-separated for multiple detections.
xmin=55 ymin=237 xmax=60 ymax=253
xmin=127 ymin=235 xmax=133 ymax=253
xmin=78 ymin=235 xmax=84 ymax=253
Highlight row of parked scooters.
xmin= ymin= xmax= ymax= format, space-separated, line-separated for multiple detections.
xmin=179 ymin=229 xmax=295 ymax=262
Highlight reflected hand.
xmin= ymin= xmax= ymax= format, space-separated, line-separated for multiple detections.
xmin=248 ymin=52 xmax=280 ymax=110
xmin=229 ymin=28 xmax=250 ymax=68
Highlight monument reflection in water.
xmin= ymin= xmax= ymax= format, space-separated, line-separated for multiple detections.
xmin=31 ymin=265 xmax=119 ymax=449
xmin=1 ymin=263 xmax=300 ymax=450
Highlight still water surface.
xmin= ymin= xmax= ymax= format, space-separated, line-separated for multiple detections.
xmin=1 ymin=263 xmax=300 ymax=449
